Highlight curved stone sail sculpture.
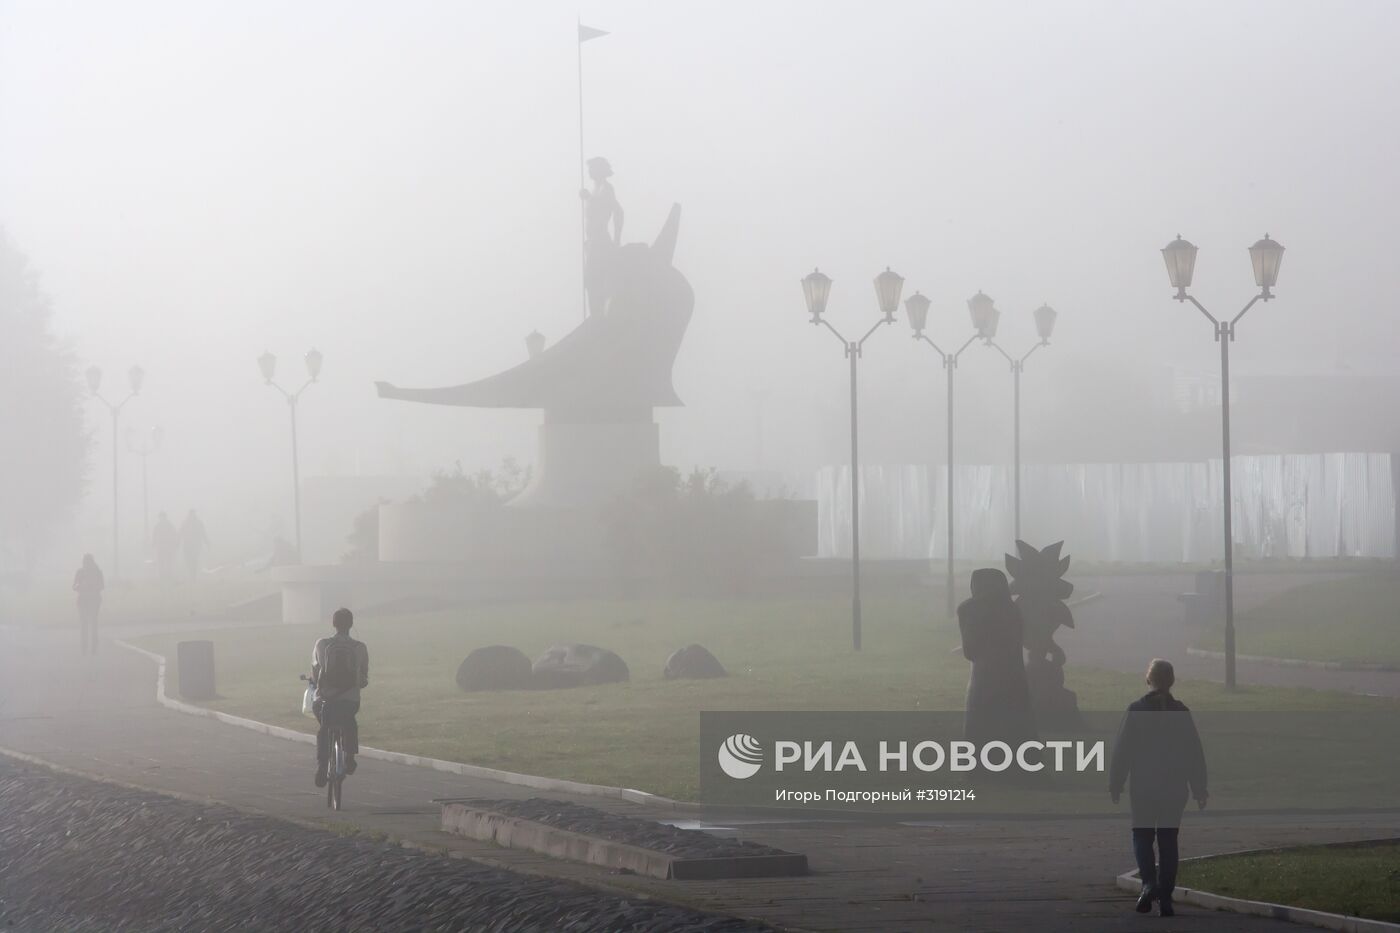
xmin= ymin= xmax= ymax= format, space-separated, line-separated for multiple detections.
xmin=376 ymin=204 xmax=692 ymax=510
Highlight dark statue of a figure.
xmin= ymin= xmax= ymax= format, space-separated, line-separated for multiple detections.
xmin=580 ymin=156 xmax=624 ymax=317
xmin=958 ymin=568 xmax=1036 ymax=747
xmin=1006 ymin=539 xmax=1081 ymax=729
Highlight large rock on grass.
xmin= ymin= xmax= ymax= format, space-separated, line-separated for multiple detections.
xmin=531 ymin=643 xmax=629 ymax=689
xmin=456 ymin=645 xmax=533 ymax=692
xmin=663 ymin=644 xmax=727 ymax=680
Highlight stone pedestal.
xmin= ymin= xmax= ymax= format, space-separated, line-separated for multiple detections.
xmin=512 ymin=417 xmax=660 ymax=509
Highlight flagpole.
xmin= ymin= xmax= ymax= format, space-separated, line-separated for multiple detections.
xmin=577 ymin=17 xmax=588 ymax=320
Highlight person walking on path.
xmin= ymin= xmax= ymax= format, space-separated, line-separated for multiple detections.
xmin=72 ymin=554 xmax=105 ymax=655
xmin=310 ymin=608 xmax=369 ymax=787
xmin=179 ymin=510 xmax=209 ymax=582
xmin=1109 ymin=658 xmax=1209 ymax=917
xmin=958 ymin=567 xmax=1036 ymax=747
xmin=152 ymin=512 xmax=179 ymax=583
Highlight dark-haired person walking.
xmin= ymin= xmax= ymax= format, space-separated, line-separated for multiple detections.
xmin=72 ymin=554 xmax=105 ymax=655
xmin=1109 ymin=658 xmax=1208 ymax=917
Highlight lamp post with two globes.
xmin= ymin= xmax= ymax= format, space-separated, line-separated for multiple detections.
xmin=803 ymin=266 xmax=906 ymax=651
xmin=1161 ymin=232 xmax=1285 ymax=690
xmin=901 ymin=291 xmax=992 ymax=620
xmin=259 ymin=349 xmax=323 ymax=560
xmin=86 ymin=364 xmax=145 ymax=579
xmin=984 ymin=303 xmax=1059 ymax=541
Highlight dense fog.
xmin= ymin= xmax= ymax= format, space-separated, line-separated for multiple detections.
xmin=3 ymin=0 xmax=1398 ymax=567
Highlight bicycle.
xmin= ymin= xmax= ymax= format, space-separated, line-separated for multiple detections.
xmin=301 ymin=674 xmax=347 ymax=810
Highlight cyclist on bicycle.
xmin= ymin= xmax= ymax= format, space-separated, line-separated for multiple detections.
xmin=310 ymin=607 xmax=369 ymax=787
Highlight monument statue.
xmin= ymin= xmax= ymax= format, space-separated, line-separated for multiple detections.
xmin=580 ymin=156 xmax=624 ymax=316
xmin=376 ymin=166 xmax=692 ymax=511
xmin=1006 ymin=539 xmax=1081 ymax=728
xmin=958 ymin=567 xmax=1037 ymax=747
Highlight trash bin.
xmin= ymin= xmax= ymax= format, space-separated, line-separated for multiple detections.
xmin=1194 ymin=570 xmax=1226 ymax=605
xmin=177 ymin=640 xmax=216 ymax=700
xmin=1180 ymin=571 xmax=1226 ymax=627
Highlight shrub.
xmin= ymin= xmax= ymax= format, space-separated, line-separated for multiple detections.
xmin=340 ymin=458 xmax=532 ymax=564
xmin=601 ymin=466 xmax=789 ymax=594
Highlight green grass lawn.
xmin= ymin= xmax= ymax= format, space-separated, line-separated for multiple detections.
xmin=131 ymin=587 xmax=1399 ymax=802
xmin=1195 ymin=573 xmax=1400 ymax=664
xmin=1179 ymin=841 xmax=1400 ymax=923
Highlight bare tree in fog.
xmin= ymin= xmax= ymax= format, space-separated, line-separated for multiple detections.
xmin=0 ymin=231 xmax=88 ymax=572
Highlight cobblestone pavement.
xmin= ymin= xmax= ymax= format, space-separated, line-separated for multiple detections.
xmin=0 ymin=756 xmax=773 ymax=932
xmin=1 ymin=606 xmax=1395 ymax=931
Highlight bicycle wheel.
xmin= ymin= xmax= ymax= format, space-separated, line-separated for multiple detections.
xmin=331 ymin=734 xmax=344 ymax=811
xmin=327 ymin=732 xmax=339 ymax=809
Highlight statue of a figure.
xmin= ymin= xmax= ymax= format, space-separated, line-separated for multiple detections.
xmin=376 ymin=194 xmax=691 ymax=509
xmin=958 ymin=568 xmax=1037 ymax=748
xmin=1006 ymin=539 xmax=1081 ymax=729
xmin=580 ymin=156 xmax=624 ymax=316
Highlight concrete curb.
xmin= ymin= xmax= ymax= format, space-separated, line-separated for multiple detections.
xmin=1186 ymin=646 xmax=1400 ymax=673
xmin=1114 ymin=838 xmax=1400 ymax=932
xmin=441 ymin=803 xmax=807 ymax=880
xmin=115 ymin=640 xmax=694 ymax=812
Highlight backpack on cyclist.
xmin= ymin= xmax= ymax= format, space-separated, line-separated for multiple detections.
xmin=319 ymin=640 xmax=359 ymax=691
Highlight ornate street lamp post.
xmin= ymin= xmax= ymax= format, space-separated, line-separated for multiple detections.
xmin=86 ymin=364 xmax=144 ymax=578
xmin=804 ymin=266 xmax=903 ymax=650
xmin=125 ymin=424 xmax=164 ymax=546
xmin=1161 ymin=233 xmax=1284 ymax=690
xmin=985 ymin=303 xmax=1059 ymax=540
xmin=903 ymin=291 xmax=986 ymax=621
xmin=259 ymin=348 xmax=323 ymax=559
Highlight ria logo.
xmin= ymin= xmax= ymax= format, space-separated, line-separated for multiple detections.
xmin=717 ymin=733 xmax=763 ymax=779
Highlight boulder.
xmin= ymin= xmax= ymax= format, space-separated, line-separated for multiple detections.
xmin=531 ymin=643 xmax=629 ymax=689
xmin=456 ymin=645 xmax=534 ymax=692
xmin=663 ymin=644 xmax=727 ymax=680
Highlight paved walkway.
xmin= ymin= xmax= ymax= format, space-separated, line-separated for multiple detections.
xmin=1070 ymin=571 xmax=1400 ymax=696
xmin=1 ymin=608 xmax=1396 ymax=931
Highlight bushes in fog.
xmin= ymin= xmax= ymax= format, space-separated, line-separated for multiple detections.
xmin=341 ymin=459 xmax=532 ymax=564
xmin=601 ymin=466 xmax=788 ymax=593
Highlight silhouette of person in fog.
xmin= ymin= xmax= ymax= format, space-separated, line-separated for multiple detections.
xmin=180 ymin=510 xmax=209 ymax=581
xmin=580 ymin=156 xmax=624 ymax=316
xmin=1109 ymin=658 xmax=1208 ymax=917
xmin=152 ymin=511 xmax=179 ymax=583
xmin=958 ymin=568 xmax=1036 ymax=747
xmin=72 ymin=554 xmax=105 ymax=655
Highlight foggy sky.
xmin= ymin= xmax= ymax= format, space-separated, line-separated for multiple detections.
xmin=3 ymin=0 xmax=1398 ymax=561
